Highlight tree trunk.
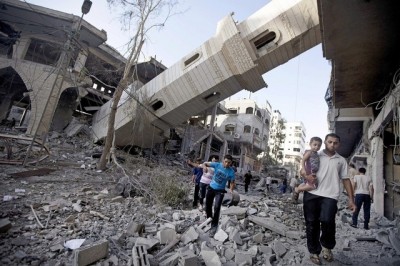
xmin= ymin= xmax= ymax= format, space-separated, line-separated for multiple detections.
xmin=98 ymin=79 xmax=128 ymax=170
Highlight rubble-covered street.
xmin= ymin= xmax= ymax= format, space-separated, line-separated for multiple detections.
xmin=1 ymin=133 xmax=400 ymax=266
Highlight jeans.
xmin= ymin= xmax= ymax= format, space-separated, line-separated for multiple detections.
xmin=303 ymin=192 xmax=338 ymax=255
xmin=199 ymin=182 xmax=208 ymax=206
xmin=205 ymin=187 xmax=225 ymax=227
xmin=245 ymin=182 xmax=250 ymax=192
xmin=193 ymin=183 xmax=200 ymax=207
xmin=352 ymin=194 xmax=371 ymax=227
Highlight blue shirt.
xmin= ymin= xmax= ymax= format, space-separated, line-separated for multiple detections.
xmin=192 ymin=167 xmax=203 ymax=184
xmin=209 ymin=162 xmax=235 ymax=190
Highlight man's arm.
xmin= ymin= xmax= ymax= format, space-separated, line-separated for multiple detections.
xmin=229 ymin=180 xmax=235 ymax=193
xmin=343 ymin=178 xmax=356 ymax=212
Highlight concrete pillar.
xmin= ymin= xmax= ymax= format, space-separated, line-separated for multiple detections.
xmin=221 ymin=140 xmax=228 ymax=160
xmin=74 ymin=49 xmax=88 ymax=73
xmin=204 ymin=104 xmax=217 ymax=161
xmin=12 ymin=37 xmax=30 ymax=59
xmin=51 ymin=88 xmax=78 ymax=131
xmin=370 ymin=136 xmax=384 ymax=216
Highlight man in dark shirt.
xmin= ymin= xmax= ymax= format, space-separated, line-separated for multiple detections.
xmin=244 ymin=170 xmax=252 ymax=193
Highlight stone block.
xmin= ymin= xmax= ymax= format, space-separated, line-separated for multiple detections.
xmin=285 ymin=230 xmax=305 ymax=240
xmin=0 ymin=218 xmax=12 ymax=233
xmin=234 ymin=250 xmax=252 ymax=265
xmin=179 ymin=250 xmax=197 ymax=266
xmin=271 ymin=240 xmax=287 ymax=258
xmin=248 ymin=216 xmax=288 ymax=236
xmin=200 ymin=250 xmax=221 ymax=266
xmin=132 ymin=245 xmax=150 ymax=266
xmin=182 ymin=227 xmax=199 ymax=244
xmin=159 ymin=253 xmax=179 ymax=266
xmin=157 ymin=228 xmax=177 ymax=244
xmin=126 ymin=221 xmax=145 ymax=236
xmin=135 ymin=237 xmax=159 ymax=250
xmin=73 ymin=239 xmax=108 ymax=266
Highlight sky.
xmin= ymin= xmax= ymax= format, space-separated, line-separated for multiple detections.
xmin=26 ymin=0 xmax=331 ymax=141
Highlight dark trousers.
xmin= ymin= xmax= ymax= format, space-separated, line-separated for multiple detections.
xmin=352 ymin=194 xmax=371 ymax=227
xmin=205 ymin=187 xmax=225 ymax=227
xmin=245 ymin=182 xmax=250 ymax=192
xmin=303 ymin=192 xmax=338 ymax=255
xmin=199 ymin=183 xmax=208 ymax=206
xmin=193 ymin=183 xmax=200 ymax=207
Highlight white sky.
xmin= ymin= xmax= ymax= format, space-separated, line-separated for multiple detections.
xmin=26 ymin=0 xmax=331 ymax=141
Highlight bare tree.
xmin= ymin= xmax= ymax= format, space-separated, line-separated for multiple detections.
xmin=98 ymin=0 xmax=179 ymax=170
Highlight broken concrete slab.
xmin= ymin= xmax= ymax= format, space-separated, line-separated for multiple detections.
xmin=248 ymin=216 xmax=289 ymax=236
xmin=221 ymin=206 xmax=247 ymax=219
xmin=73 ymin=239 xmax=108 ymax=266
xmin=214 ymin=228 xmax=228 ymax=242
xmin=200 ymin=250 xmax=221 ymax=266
xmin=181 ymin=226 xmax=198 ymax=245
xmin=135 ymin=237 xmax=159 ymax=250
xmin=179 ymin=249 xmax=197 ymax=266
xmin=272 ymin=240 xmax=287 ymax=258
xmin=234 ymin=250 xmax=252 ymax=265
xmin=0 ymin=218 xmax=12 ymax=233
xmin=126 ymin=221 xmax=145 ymax=236
xmin=157 ymin=228 xmax=177 ymax=244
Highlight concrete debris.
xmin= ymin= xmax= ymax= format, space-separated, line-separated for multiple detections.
xmin=0 ymin=144 xmax=399 ymax=265
xmin=73 ymin=239 xmax=108 ymax=266
xmin=0 ymin=218 xmax=12 ymax=233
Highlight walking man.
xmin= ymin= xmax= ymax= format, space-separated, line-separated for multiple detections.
xmin=204 ymin=154 xmax=236 ymax=237
xmin=301 ymin=133 xmax=356 ymax=265
xmin=244 ymin=170 xmax=252 ymax=193
xmin=266 ymin=175 xmax=272 ymax=192
xmin=187 ymin=158 xmax=203 ymax=208
xmin=351 ymin=167 xmax=373 ymax=230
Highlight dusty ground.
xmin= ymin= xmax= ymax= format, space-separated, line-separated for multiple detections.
xmin=1 ymin=133 xmax=400 ymax=265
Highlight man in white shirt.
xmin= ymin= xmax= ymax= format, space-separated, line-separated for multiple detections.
xmin=266 ymin=176 xmax=272 ymax=192
xmin=351 ymin=167 xmax=373 ymax=230
xmin=301 ymin=133 xmax=356 ymax=265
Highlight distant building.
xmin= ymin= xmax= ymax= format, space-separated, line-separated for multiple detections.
xmin=205 ymin=99 xmax=271 ymax=173
xmin=268 ymin=110 xmax=285 ymax=163
xmin=282 ymin=121 xmax=306 ymax=174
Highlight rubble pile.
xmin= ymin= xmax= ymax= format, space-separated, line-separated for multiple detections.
xmin=1 ymin=133 xmax=400 ymax=265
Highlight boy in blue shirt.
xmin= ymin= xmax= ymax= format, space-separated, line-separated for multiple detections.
xmin=204 ymin=154 xmax=236 ymax=236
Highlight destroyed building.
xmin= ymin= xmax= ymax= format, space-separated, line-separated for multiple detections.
xmin=0 ymin=0 xmax=166 ymax=138
xmin=1 ymin=0 xmax=400 ymax=233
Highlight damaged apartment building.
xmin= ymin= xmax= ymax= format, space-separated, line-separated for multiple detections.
xmin=0 ymin=0 xmax=166 ymax=149
xmin=179 ymin=99 xmax=271 ymax=174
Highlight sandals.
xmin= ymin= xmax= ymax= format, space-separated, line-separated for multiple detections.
xmin=322 ymin=247 xmax=334 ymax=262
xmin=310 ymin=254 xmax=321 ymax=265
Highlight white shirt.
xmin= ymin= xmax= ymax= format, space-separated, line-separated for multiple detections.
xmin=290 ymin=178 xmax=298 ymax=187
xmin=266 ymin=176 xmax=272 ymax=184
xmin=200 ymin=165 xmax=214 ymax=185
xmin=309 ymin=150 xmax=348 ymax=200
xmin=354 ymin=174 xmax=372 ymax=195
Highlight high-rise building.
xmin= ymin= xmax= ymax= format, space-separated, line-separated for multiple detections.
xmin=282 ymin=121 xmax=306 ymax=173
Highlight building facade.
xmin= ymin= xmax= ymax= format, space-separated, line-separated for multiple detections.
xmin=206 ymin=99 xmax=271 ymax=173
xmin=282 ymin=121 xmax=306 ymax=175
